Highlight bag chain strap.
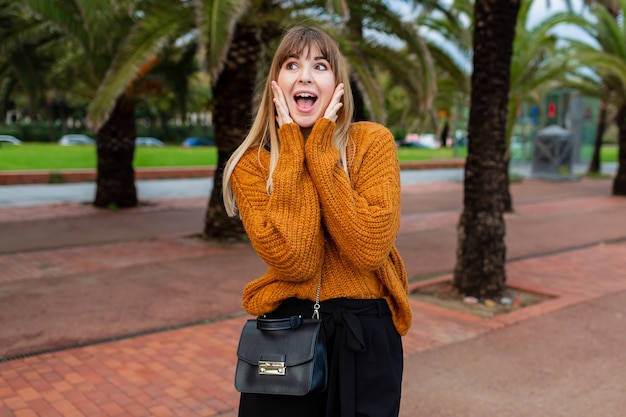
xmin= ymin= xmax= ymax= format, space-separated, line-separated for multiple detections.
xmin=312 ymin=275 xmax=322 ymax=320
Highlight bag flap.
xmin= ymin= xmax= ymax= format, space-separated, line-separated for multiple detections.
xmin=237 ymin=319 xmax=321 ymax=367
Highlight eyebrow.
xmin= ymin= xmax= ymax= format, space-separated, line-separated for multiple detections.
xmin=286 ymin=53 xmax=328 ymax=61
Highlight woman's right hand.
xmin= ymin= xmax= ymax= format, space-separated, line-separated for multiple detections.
xmin=272 ymin=81 xmax=293 ymax=127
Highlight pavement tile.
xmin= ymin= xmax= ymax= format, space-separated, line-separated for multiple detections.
xmin=13 ymin=409 xmax=38 ymax=417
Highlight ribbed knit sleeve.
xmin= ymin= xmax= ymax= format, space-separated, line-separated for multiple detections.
xmin=230 ymin=123 xmax=324 ymax=282
xmin=305 ymin=119 xmax=401 ymax=271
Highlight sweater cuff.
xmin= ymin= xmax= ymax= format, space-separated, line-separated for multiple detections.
xmin=307 ymin=118 xmax=336 ymax=153
xmin=278 ymin=123 xmax=305 ymax=156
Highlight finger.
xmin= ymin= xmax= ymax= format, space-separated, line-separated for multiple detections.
xmin=272 ymin=81 xmax=292 ymax=126
xmin=325 ymin=103 xmax=343 ymax=123
xmin=273 ymin=81 xmax=288 ymax=112
xmin=334 ymin=83 xmax=345 ymax=100
xmin=272 ymin=83 xmax=285 ymax=126
xmin=324 ymin=83 xmax=345 ymax=121
xmin=273 ymin=99 xmax=284 ymax=127
xmin=332 ymin=83 xmax=344 ymax=105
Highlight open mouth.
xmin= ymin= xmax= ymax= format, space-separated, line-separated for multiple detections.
xmin=295 ymin=93 xmax=317 ymax=110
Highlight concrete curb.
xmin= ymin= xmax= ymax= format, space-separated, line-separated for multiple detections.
xmin=0 ymin=166 xmax=217 ymax=185
xmin=0 ymin=160 xmax=465 ymax=185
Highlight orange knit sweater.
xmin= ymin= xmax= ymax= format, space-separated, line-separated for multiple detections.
xmin=230 ymin=118 xmax=412 ymax=335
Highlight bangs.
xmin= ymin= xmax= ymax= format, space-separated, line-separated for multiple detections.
xmin=275 ymin=27 xmax=338 ymax=70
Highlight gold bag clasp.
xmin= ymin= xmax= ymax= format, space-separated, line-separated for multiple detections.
xmin=258 ymin=361 xmax=285 ymax=376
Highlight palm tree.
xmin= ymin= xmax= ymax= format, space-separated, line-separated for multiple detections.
xmin=201 ymin=0 xmax=288 ymax=240
xmin=64 ymin=0 xmax=282 ymax=239
xmin=587 ymin=89 xmax=611 ymax=174
xmin=20 ymin=0 xmax=185 ymax=208
xmin=579 ymin=0 xmax=619 ymax=174
xmin=201 ymin=18 xmax=266 ymax=240
xmin=317 ymin=0 xmax=442 ymax=124
xmin=0 ymin=0 xmax=72 ymax=138
xmin=415 ymin=0 xmax=472 ymax=145
xmin=89 ymin=1 xmax=207 ymax=207
xmin=453 ymin=0 xmax=521 ymax=299
xmin=567 ymin=0 xmax=626 ymax=195
xmin=0 ymin=1 xmax=39 ymax=118
xmin=143 ymin=42 xmax=201 ymax=142
xmin=77 ymin=0 xmax=252 ymax=217
xmin=502 ymin=3 xmax=579 ymax=210
xmin=507 ymin=7 xmax=575 ymax=147
xmin=549 ymin=0 xmax=619 ymax=175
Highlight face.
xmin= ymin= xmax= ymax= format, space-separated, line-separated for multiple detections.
xmin=276 ymin=46 xmax=337 ymax=129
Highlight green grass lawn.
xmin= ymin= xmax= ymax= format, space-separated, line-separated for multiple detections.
xmin=0 ymin=142 xmax=618 ymax=171
xmin=0 ymin=144 xmax=218 ymax=170
xmin=396 ymin=145 xmax=467 ymax=161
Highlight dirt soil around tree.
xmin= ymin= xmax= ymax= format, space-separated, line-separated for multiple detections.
xmin=411 ymin=280 xmax=554 ymax=319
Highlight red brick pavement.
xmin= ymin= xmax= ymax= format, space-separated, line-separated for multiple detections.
xmin=1 ymin=241 xmax=625 ymax=417
xmin=1 ymin=177 xmax=626 ymax=416
xmin=0 ymin=198 xmax=207 ymax=223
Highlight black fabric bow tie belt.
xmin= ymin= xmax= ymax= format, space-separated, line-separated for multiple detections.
xmin=319 ymin=298 xmax=391 ymax=417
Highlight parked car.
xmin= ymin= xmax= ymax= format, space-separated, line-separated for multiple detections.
xmin=136 ymin=136 xmax=164 ymax=147
xmin=398 ymin=133 xmax=439 ymax=149
xmin=398 ymin=141 xmax=432 ymax=149
xmin=182 ymin=137 xmax=215 ymax=147
xmin=58 ymin=134 xmax=95 ymax=146
xmin=0 ymin=135 xmax=22 ymax=145
xmin=454 ymin=130 xmax=468 ymax=147
xmin=510 ymin=135 xmax=525 ymax=151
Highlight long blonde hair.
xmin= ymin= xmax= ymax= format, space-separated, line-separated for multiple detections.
xmin=222 ymin=25 xmax=355 ymax=217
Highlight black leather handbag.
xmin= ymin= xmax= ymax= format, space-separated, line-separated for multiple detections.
xmin=234 ymin=278 xmax=327 ymax=396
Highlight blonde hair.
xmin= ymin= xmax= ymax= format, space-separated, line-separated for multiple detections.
xmin=222 ymin=25 xmax=355 ymax=217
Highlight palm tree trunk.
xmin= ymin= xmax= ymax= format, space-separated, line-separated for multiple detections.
xmin=94 ymin=95 xmax=138 ymax=208
xmin=202 ymin=23 xmax=258 ymax=240
xmin=612 ymin=104 xmax=626 ymax=195
xmin=588 ymin=99 xmax=607 ymax=174
xmin=503 ymin=159 xmax=512 ymax=212
xmin=346 ymin=7 xmax=369 ymax=122
xmin=453 ymin=0 xmax=520 ymax=299
xmin=351 ymin=74 xmax=368 ymax=122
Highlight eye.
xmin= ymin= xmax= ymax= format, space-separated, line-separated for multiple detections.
xmin=315 ymin=63 xmax=328 ymax=71
xmin=285 ymin=62 xmax=298 ymax=70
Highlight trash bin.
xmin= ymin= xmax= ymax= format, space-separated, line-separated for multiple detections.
xmin=531 ymin=125 xmax=576 ymax=180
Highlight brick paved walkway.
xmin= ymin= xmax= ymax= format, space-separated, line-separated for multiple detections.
xmin=1 ymin=178 xmax=626 ymax=416
xmin=2 ymin=242 xmax=625 ymax=417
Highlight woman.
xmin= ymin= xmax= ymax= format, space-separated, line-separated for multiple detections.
xmin=223 ymin=25 xmax=412 ymax=417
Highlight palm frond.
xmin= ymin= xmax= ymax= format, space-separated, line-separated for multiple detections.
xmin=22 ymin=0 xmax=89 ymax=44
xmin=340 ymin=42 xmax=386 ymax=122
xmin=195 ymin=0 xmax=250 ymax=79
xmin=88 ymin=1 xmax=195 ymax=129
xmin=573 ymin=49 xmax=626 ymax=97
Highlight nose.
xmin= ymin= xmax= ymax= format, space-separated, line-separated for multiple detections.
xmin=299 ymin=68 xmax=313 ymax=84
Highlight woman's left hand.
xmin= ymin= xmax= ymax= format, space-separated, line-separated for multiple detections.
xmin=323 ymin=83 xmax=344 ymax=123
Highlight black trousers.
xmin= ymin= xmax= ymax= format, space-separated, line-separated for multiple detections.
xmin=238 ymin=298 xmax=404 ymax=417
